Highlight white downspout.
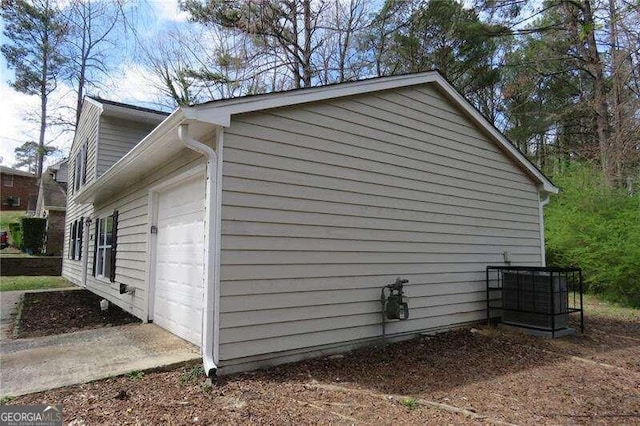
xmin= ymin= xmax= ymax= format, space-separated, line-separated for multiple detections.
xmin=81 ymin=218 xmax=91 ymax=288
xmin=538 ymin=192 xmax=551 ymax=267
xmin=178 ymin=123 xmax=219 ymax=377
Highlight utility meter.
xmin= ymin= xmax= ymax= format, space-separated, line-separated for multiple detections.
xmin=381 ymin=277 xmax=409 ymax=320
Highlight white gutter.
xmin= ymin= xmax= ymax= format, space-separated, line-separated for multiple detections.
xmin=177 ymin=123 xmax=219 ymax=378
xmin=538 ymin=191 xmax=551 ymax=266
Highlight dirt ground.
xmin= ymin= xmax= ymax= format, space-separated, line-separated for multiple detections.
xmin=7 ymin=298 xmax=640 ymax=425
xmin=16 ymin=290 xmax=140 ymax=338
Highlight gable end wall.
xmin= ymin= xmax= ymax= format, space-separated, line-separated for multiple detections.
xmin=218 ymin=83 xmax=542 ymax=369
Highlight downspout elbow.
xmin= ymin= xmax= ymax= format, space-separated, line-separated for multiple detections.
xmin=178 ymin=124 xmax=216 ymax=161
xmin=178 ymin=123 xmax=218 ymax=378
xmin=540 ymin=193 xmax=551 ymax=207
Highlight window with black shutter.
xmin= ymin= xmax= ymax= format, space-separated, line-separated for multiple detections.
xmin=69 ymin=219 xmax=82 ymax=261
xmin=94 ymin=211 xmax=118 ymax=282
xmin=73 ymin=142 xmax=88 ymax=192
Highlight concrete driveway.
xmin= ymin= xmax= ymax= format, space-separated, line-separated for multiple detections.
xmin=0 ymin=291 xmax=200 ymax=397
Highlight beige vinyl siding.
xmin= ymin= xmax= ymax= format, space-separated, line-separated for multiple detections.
xmin=85 ymin=150 xmax=204 ymax=319
xmin=62 ymin=101 xmax=100 ymax=285
xmin=218 ymin=83 xmax=542 ymax=364
xmin=96 ymin=117 xmax=158 ymax=177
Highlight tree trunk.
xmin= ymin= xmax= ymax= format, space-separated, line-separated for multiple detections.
xmin=290 ymin=1 xmax=301 ymax=89
xmin=607 ymin=0 xmax=624 ymax=186
xmin=578 ymin=0 xmax=613 ymax=185
xmin=75 ymin=26 xmax=88 ymax=126
xmin=302 ymin=0 xmax=313 ymax=87
xmin=38 ymin=0 xmax=50 ymax=179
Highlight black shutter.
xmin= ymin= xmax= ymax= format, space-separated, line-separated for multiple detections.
xmin=71 ymin=221 xmax=76 ymax=260
xmin=93 ymin=219 xmax=99 ymax=276
xmin=110 ymin=210 xmax=119 ymax=282
xmin=78 ymin=217 xmax=84 ymax=260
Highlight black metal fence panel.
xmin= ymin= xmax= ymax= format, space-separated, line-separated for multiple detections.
xmin=486 ymin=266 xmax=584 ymax=337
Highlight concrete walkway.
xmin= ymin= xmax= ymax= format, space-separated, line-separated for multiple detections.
xmin=1 ymin=323 xmax=200 ymax=397
xmin=0 ymin=290 xmax=23 ymax=341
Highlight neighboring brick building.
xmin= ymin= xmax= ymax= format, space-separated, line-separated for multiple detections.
xmin=35 ymin=160 xmax=68 ymax=255
xmin=0 ymin=166 xmax=38 ymax=211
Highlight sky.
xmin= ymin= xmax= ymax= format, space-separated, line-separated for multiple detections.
xmin=0 ymin=0 xmax=188 ymax=170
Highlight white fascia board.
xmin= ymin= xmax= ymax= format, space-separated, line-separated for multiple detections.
xmin=84 ymin=96 xmax=105 ymax=111
xmin=74 ymin=109 xmax=187 ymax=204
xmin=101 ymin=103 xmax=168 ymax=124
xmin=190 ymin=71 xmax=558 ymax=194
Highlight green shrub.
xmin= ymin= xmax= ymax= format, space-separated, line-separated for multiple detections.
xmin=545 ymin=163 xmax=640 ymax=307
xmin=8 ymin=222 xmax=23 ymax=249
xmin=20 ymin=217 xmax=46 ymax=255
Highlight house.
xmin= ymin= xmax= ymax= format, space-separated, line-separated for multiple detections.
xmin=64 ymin=72 xmax=558 ymax=377
xmin=35 ymin=159 xmax=69 ymax=255
xmin=0 ymin=166 xmax=38 ymax=211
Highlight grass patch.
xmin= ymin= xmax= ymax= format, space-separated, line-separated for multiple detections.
xmin=0 ymin=276 xmax=74 ymax=292
xmin=180 ymin=365 xmax=204 ymax=385
xmin=401 ymin=398 xmax=419 ymax=409
xmin=0 ymin=211 xmax=26 ymax=230
xmin=0 ymin=396 xmax=14 ymax=405
xmin=582 ymin=293 xmax=639 ymax=320
xmin=126 ymin=371 xmax=145 ymax=380
xmin=0 ymin=250 xmax=36 ymax=258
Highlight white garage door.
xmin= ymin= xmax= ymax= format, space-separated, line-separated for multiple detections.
xmin=153 ymin=176 xmax=205 ymax=346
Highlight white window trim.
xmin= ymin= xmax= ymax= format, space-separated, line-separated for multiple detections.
xmin=4 ymin=175 xmax=13 ymax=187
xmin=4 ymin=196 xmax=20 ymax=206
xmin=70 ymin=219 xmax=82 ymax=261
xmin=94 ymin=214 xmax=113 ymax=281
xmin=74 ymin=222 xmax=81 ymax=260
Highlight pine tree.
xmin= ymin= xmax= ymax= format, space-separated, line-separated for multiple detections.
xmin=1 ymin=0 xmax=68 ymax=178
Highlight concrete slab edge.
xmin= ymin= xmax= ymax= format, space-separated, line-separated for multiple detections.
xmin=1 ymin=357 xmax=202 ymax=399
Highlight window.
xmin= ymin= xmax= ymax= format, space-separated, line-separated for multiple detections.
xmin=68 ymin=218 xmax=83 ymax=260
xmin=3 ymin=196 xmax=20 ymax=207
xmin=94 ymin=211 xmax=118 ymax=282
xmin=3 ymin=174 xmax=13 ymax=187
xmin=73 ymin=142 xmax=88 ymax=192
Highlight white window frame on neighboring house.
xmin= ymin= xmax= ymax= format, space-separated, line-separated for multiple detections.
xmin=94 ymin=214 xmax=115 ymax=281
xmin=3 ymin=196 xmax=20 ymax=206
xmin=3 ymin=175 xmax=13 ymax=187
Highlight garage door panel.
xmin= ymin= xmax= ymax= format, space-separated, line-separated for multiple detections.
xmin=158 ymin=210 xmax=205 ymax=226
xmin=153 ymin=176 xmax=205 ymax=347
